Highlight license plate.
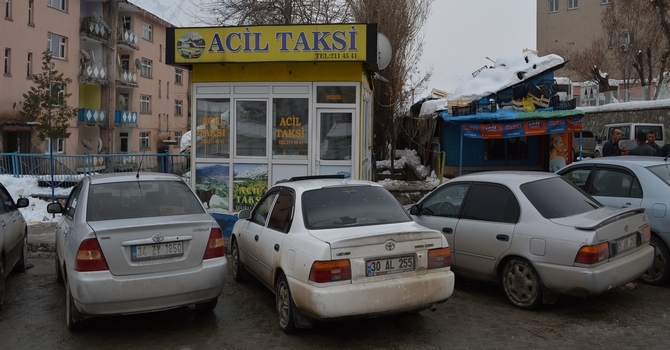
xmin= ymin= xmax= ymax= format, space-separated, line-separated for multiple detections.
xmin=131 ymin=242 xmax=184 ymax=261
xmin=615 ymin=234 xmax=638 ymax=255
xmin=366 ymin=255 xmax=415 ymax=277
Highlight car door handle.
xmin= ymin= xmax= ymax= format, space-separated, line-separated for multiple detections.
xmin=622 ymin=203 xmax=633 ymax=208
xmin=274 ymin=244 xmax=280 ymax=252
xmin=254 ymin=235 xmax=259 ymax=242
xmin=496 ymin=234 xmax=509 ymax=242
xmin=442 ymin=227 xmax=453 ymax=234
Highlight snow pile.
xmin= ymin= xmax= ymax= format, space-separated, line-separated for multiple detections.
xmin=0 ymin=175 xmax=71 ymax=224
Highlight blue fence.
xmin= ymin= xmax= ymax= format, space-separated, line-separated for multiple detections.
xmin=0 ymin=152 xmax=189 ymax=187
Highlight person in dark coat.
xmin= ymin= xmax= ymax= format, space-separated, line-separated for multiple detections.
xmin=659 ymin=143 xmax=670 ymax=158
xmin=647 ymin=131 xmax=662 ymax=155
xmin=602 ymin=128 xmax=626 ymax=156
xmin=629 ymin=131 xmax=657 ymax=156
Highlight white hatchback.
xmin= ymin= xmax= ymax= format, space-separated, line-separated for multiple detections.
xmin=230 ymin=175 xmax=454 ymax=333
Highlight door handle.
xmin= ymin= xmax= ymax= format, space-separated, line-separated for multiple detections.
xmin=442 ymin=227 xmax=453 ymax=234
xmin=254 ymin=235 xmax=259 ymax=242
xmin=496 ymin=234 xmax=509 ymax=242
xmin=274 ymin=244 xmax=280 ymax=252
xmin=622 ymin=203 xmax=633 ymax=208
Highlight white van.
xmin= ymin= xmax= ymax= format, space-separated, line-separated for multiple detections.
xmin=594 ymin=123 xmax=665 ymax=157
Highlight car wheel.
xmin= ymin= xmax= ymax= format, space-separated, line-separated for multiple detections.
xmin=195 ymin=297 xmax=218 ymax=313
xmin=231 ymin=239 xmax=247 ymax=282
xmin=14 ymin=233 xmax=28 ymax=273
xmin=55 ymin=254 xmax=64 ymax=284
xmin=276 ymin=273 xmax=297 ymax=334
xmin=640 ymin=235 xmax=670 ymax=286
xmin=0 ymin=259 xmax=5 ymax=309
xmin=502 ymin=258 xmax=543 ymax=309
xmin=65 ymin=278 xmax=87 ymax=331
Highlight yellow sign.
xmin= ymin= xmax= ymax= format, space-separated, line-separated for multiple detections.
xmin=170 ymin=24 xmax=371 ymax=64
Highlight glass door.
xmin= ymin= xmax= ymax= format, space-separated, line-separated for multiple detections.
xmin=315 ymin=109 xmax=354 ymax=177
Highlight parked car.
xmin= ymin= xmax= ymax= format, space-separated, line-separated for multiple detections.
xmin=573 ymin=130 xmax=597 ymax=160
xmin=230 ymin=175 xmax=455 ymax=333
xmin=0 ymin=182 xmax=29 ymax=309
xmin=594 ymin=123 xmax=665 ymax=157
xmin=46 ymin=173 xmax=227 ymax=330
xmin=407 ymin=171 xmax=653 ymax=309
xmin=557 ymin=156 xmax=670 ymax=285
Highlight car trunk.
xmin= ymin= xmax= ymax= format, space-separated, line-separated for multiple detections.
xmin=89 ymin=215 xmax=216 ymax=276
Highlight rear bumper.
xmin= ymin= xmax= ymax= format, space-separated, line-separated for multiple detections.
xmin=534 ymin=245 xmax=654 ymax=297
xmin=67 ymin=257 xmax=227 ymax=316
xmin=288 ymin=270 xmax=455 ymax=320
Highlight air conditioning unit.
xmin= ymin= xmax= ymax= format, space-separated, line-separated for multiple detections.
xmin=620 ymin=44 xmax=628 ymax=52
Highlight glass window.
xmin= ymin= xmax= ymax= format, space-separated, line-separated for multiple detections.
xmin=267 ymin=190 xmax=295 ymax=233
xmin=173 ymin=131 xmax=182 ymax=149
xmin=48 ymin=83 xmax=64 ymax=106
xmin=418 ymin=182 xmax=470 ymax=218
xmin=484 ymin=137 xmax=528 ymax=161
xmin=174 ymin=100 xmax=183 ymax=116
xmin=3 ymin=48 xmax=9 ymax=75
xmin=637 ymin=125 xmax=664 ymax=142
xmin=559 ymin=167 xmax=592 ymax=191
xmin=320 ymin=112 xmax=352 ymax=160
xmin=236 ymin=100 xmax=267 ymax=157
xmin=273 ymin=98 xmax=308 ymax=159
xmin=45 ymin=138 xmax=64 ymax=153
xmin=195 ymin=98 xmax=230 ymax=158
xmin=591 ymin=169 xmax=641 ymax=198
xmin=26 ymin=52 xmax=32 ymax=77
xmin=48 ymin=0 xmax=65 ymax=11
xmin=0 ymin=186 xmax=12 ymax=214
xmin=521 ymin=177 xmax=601 ymax=219
xmin=601 ymin=0 xmax=612 ymax=4
xmin=549 ymin=0 xmax=559 ymax=12
xmin=462 ymin=184 xmax=520 ymax=223
xmin=140 ymin=94 xmax=151 ymax=113
xmin=5 ymin=0 xmax=11 ymax=19
xmin=175 ymin=68 xmax=183 ymax=84
xmin=251 ymin=191 xmax=278 ymax=226
xmin=568 ymin=0 xmax=578 ymax=9
xmin=316 ymin=86 xmax=356 ymax=104
xmin=139 ymin=131 xmax=150 ymax=150
xmin=47 ymin=33 xmax=66 ymax=59
xmin=119 ymin=132 xmax=129 ymax=153
xmin=141 ymin=58 xmax=152 ymax=78
xmin=142 ymin=21 xmax=152 ymax=41
xmin=648 ymin=165 xmax=670 ymax=186
xmin=303 ymin=185 xmax=411 ymax=229
xmin=233 ymin=163 xmax=268 ymax=211
xmin=63 ymin=183 xmax=82 ymax=219
xmin=28 ymin=0 xmax=33 ymax=25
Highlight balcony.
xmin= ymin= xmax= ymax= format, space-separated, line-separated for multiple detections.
xmin=115 ymin=110 xmax=138 ymax=126
xmin=79 ymin=64 xmax=107 ymax=85
xmin=78 ymin=108 xmax=106 ymax=126
xmin=80 ymin=16 xmax=110 ymax=43
xmin=117 ymin=28 xmax=139 ymax=50
xmin=116 ymin=69 xmax=138 ymax=88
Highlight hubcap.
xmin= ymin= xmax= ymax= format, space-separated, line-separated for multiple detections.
xmin=232 ymin=244 xmax=239 ymax=276
xmin=277 ymin=281 xmax=289 ymax=326
xmin=645 ymin=245 xmax=665 ymax=280
xmin=506 ymin=264 xmax=536 ymax=302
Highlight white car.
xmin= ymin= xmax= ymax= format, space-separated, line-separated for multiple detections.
xmin=230 ymin=175 xmax=454 ymax=333
xmin=0 ymin=182 xmax=29 ymax=309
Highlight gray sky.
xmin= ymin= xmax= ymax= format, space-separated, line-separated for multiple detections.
xmin=130 ymin=0 xmax=537 ymax=94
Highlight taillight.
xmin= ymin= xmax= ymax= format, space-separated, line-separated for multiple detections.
xmin=575 ymin=242 xmax=609 ymax=264
xmin=75 ymin=238 xmax=109 ymax=271
xmin=428 ymin=248 xmax=451 ymax=269
xmin=203 ymin=227 xmax=225 ymax=259
xmin=309 ymin=260 xmax=351 ymax=283
xmin=642 ymin=226 xmax=651 ymax=244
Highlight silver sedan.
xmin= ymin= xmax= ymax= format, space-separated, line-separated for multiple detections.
xmin=408 ymin=171 xmax=653 ymax=309
xmin=47 ymin=173 xmax=227 ymax=330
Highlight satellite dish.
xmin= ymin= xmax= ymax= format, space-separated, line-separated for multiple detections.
xmin=97 ymin=138 xmax=103 ymax=152
xmin=80 ymin=49 xmax=91 ymax=61
xmin=92 ymin=11 xmax=100 ymax=22
xmin=81 ymin=139 xmax=93 ymax=151
xmin=377 ymin=33 xmax=392 ymax=71
xmin=90 ymin=50 xmax=96 ymax=63
xmin=118 ymin=95 xmax=127 ymax=109
xmin=117 ymin=54 xmax=122 ymax=67
xmin=134 ymin=58 xmax=142 ymax=69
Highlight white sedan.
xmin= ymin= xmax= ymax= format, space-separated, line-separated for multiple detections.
xmin=230 ymin=175 xmax=454 ymax=333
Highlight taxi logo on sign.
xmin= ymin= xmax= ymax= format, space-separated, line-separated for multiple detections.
xmin=385 ymin=242 xmax=395 ymax=251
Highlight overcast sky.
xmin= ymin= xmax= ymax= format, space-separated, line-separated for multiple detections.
xmin=129 ymin=0 xmax=537 ymax=95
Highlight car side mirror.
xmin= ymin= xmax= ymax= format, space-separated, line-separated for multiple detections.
xmin=46 ymin=202 xmax=63 ymax=214
xmin=409 ymin=204 xmax=420 ymax=216
xmin=238 ymin=209 xmax=251 ymax=220
xmin=16 ymin=197 xmax=29 ymax=208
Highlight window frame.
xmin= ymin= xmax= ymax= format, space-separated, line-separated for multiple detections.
xmin=139 ymin=131 xmax=150 ymax=151
xmin=175 ymin=68 xmax=183 ymax=85
xmin=47 ymin=0 xmax=66 ymax=12
xmin=549 ymin=0 xmax=559 ymax=13
xmin=48 ymin=83 xmax=64 ymax=106
xmin=28 ymin=0 xmax=33 ymax=25
xmin=4 ymin=47 xmax=10 ymax=75
xmin=173 ymin=131 xmax=182 ymax=149
xmin=601 ymin=0 xmax=612 ymax=4
xmin=26 ymin=52 xmax=32 ymax=78
xmin=174 ymin=99 xmax=183 ymax=116
xmin=45 ymin=137 xmax=65 ymax=154
xmin=141 ymin=21 xmax=153 ymax=41
xmin=5 ymin=0 xmax=11 ymax=20
xmin=47 ymin=33 xmax=66 ymax=59
xmin=140 ymin=58 xmax=152 ymax=78
xmin=140 ymin=94 xmax=151 ymax=114
xmin=568 ymin=0 xmax=578 ymax=10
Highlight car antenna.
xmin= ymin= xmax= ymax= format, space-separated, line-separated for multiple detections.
xmin=136 ymin=148 xmax=146 ymax=179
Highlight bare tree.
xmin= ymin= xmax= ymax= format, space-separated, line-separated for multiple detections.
xmin=555 ymin=38 xmax=611 ymax=92
xmin=190 ymin=0 xmax=351 ymax=25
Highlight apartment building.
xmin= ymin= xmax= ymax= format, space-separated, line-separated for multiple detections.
xmin=1 ymin=0 xmax=190 ymax=155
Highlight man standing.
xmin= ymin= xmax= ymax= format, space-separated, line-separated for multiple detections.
xmin=647 ymin=131 xmax=661 ymax=155
xmin=630 ymin=131 xmax=657 ymax=156
xmin=602 ymin=128 xmax=626 ymax=156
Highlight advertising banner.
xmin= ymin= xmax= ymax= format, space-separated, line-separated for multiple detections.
xmin=461 ymin=117 xmax=581 ymax=139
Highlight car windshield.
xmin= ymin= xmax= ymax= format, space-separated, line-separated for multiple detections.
xmin=86 ymin=180 xmax=205 ymax=221
xmin=520 ymin=177 xmax=601 ymax=219
xmin=646 ymin=164 xmax=670 ymax=186
xmin=302 ymin=185 xmax=411 ymax=229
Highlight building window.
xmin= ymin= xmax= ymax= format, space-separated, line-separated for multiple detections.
xmin=47 ymin=33 xmax=66 ymax=59
xmin=119 ymin=132 xmax=129 ymax=153
xmin=158 ymin=79 xmax=161 ymax=98
xmin=549 ymin=0 xmax=559 ymax=13
xmin=140 ymin=58 xmax=152 ymax=78
xmin=174 ymin=100 xmax=183 ymax=116
xmin=142 ymin=21 xmax=152 ymax=41
xmin=5 ymin=0 xmax=11 ymax=19
xmin=167 ymin=82 xmax=170 ymax=98
xmin=4 ymin=48 xmax=10 ymax=75
xmin=175 ymin=68 xmax=183 ymax=84
xmin=601 ymin=0 xmax=612 ymax=4
xmin=623 ymin=31 xmax=634 ymax=45
xmin=140 ymin=94 xmax=151 ymax=113
xmin=47 ymin=0 xmax=66 ymax=11
xmin=26 ymin=52 xmax=32 ymax=77
xmin=45 ymin=138 xmax=64 ymax=153
xmin=28 ymin=0 xmax=33 ymax=25
xmin=568 ymin=0 xmax=578 ymax=9
xmin=607 ymin=34 xmax=613 ymax=49
xmin=173 ymin=131 xmax=182 ymax=149
xmin=139 ymin=132 xmax=150 ymax=150
xmin=118 ymin=92 xmax=129 ymax=111
xmin=49 ymin=83 xmax=64 ymax=106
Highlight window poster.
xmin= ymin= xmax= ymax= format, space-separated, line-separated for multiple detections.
xmin=233 ymin=163 xmax=268 ymax=212
xmin=195 ymin=163 xmax=230 ymax=212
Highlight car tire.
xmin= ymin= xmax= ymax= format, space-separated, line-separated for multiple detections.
xmin=55 ymin=255 xmax=64 ymax=284
xmin=276 ymin=273 xmax=297 ymax=334
xmin=195 ymin=297 xmax=218 ymax=313
xmin=0 ymin=259 xmax=5 ymax=309
xmin=231 ymin=239 xmax=246 ymax=282
xmin=13 ymin=233 xmax=28 ymax=273
xmin=65 ymin=278 xmax=87 ymax=331
xmin=640 ymin=235 xmax=670 ymax=286
xmin=501 ymin=258 xmax=543 ymax=310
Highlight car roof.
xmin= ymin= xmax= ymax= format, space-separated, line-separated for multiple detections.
xmin=272 ymin=176 xmax=381 ymax=192
xmin=569 ymin=156 xmax=670 ymax=167
xmin=447 ymin=171 xmax=557 ymax=186
xmin=86 ymin=172 xmax=183 ymax=185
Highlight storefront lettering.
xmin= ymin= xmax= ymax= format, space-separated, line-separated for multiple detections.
xmin=207 ymin=27 xmax=359 ymax=54
xmin=197 ymin=116 xmax=229 ymax=138
xmin=275 ymin=115 xmax=306 ymax=142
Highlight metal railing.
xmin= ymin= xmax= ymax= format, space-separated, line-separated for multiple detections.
xmin=577 ymin=82 xmax=670 ymax=107
xmin=0 ymin=152 xmax=189 ymax=187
